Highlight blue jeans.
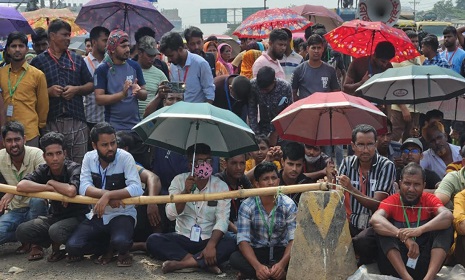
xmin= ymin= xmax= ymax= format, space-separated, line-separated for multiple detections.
xmin=0 ymin=198 xmax=48 ymax=244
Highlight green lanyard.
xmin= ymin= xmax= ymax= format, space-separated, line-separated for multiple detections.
xmin=400 ymin=197 xmax=422 ymax=240
xmin=254 ymin=197 xmax=277 ymax=241
xmin=8 ymin=65 xmax=28 ymax=98
xmin=13 ymin=170 xmax=23 ymax=182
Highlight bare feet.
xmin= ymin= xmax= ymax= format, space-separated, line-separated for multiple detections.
xmin=27 ymin=245 xmax=44 ymax=261
xmin=94 ymin=250 xmax=116 ymax=265
xmin=116 ymin=253 xmax=133 ymax=267
xmin=206 ymin=265 xmax=222 ymax=275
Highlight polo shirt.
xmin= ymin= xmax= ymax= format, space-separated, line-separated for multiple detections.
xmin=252 ymin=52 xmax=285 ymax=80
xmin=138 ymin=65 xmax=168 ymax=118
xmin=279 ymin=51 xmax=304 ymax=82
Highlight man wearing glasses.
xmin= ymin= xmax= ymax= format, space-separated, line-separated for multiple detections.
xmin=338 ymin=124 xmax=396 ymax=265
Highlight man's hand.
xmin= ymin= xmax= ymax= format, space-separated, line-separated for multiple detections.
xmin=337 ymin=175 xmax=354 ymax=192
xmin=0 ymin=193 xmax=14 ymax=210
xmin=405 ymin=238 xmax=420 ymax=259
xmin=62 ymin=85 xmax=80 ymax=100
xmin=157 ymin=83 xmax=171 ymax=100
xmin=270 ymin=262 xmax=286 ymax=280
xmin=401 ymin=106 xmax=412 ymax=123
xmin=265 ymin=146 xmax=283 ymax=162
xmin=197 ymin=244 xmax=217 ymax=266
xmin=49 ymin=85 xmax=64 ymax=98
xmin=184 ymin=176 xmax=197 ymax=194
xmin=255 ymin=264 xmax=271 ymax=280
xmin=361 ymin=71 xmax=370 ymax=84
xmin=147 ymin=204 xmax=161 ymax=227
xmin=94 ymin=192 xmax=110 ymax=218
xmin=108 ymin=199 xmax=124 ymax=209
xmin=398 ymin=227 xmax=423 ymax=242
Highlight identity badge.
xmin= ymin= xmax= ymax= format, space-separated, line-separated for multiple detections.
xmin=190 ymin=224 xmax=201 ymax=242
xmin=6 ymin=105 xmax=13 ymax=117
xmin=406 ymin=257 xmax=418 ymax=269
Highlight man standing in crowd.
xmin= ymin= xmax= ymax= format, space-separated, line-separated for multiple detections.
xmin=422 ymin=35 xmax=450 ymax=68
xmin=441 ymin=26 xmax=465 ymax=73
xmin=184 ymin=26 xmax=217 ymax=77
xmin=252 ymin=29 xmax=288 ymax=79
xmin=31 ymin=27 xmax=48 ymax=55
xmin=213 ymin=74 xmax=251 ymax=121
xmin=279 ymin=28 xmax=304 ymax=83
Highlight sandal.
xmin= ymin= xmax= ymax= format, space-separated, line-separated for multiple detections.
xmin=116 ymin=253 xmax=133 ymax=267
xmin=47 ymin=249 xmax=67 ymax=262
xmin=27 ymin=245 xmax=44 ymax=261
xmin=15 ymin=243 xmax=31 ymax=254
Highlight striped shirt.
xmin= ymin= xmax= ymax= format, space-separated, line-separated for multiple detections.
xmin=83 ymin=53 xmax=104 ymax=124
xmin=237 ymin=194 xmax=297 ymax=248
xmin=423 ymin=53 xmax=450 ymax=69
xmin=279 ymin=51 xmax=304 ymax=83
xmin=138 ymin=65 xmax=168 ymax=118
xmin=338 ymin=153 xmax=396 ymax=229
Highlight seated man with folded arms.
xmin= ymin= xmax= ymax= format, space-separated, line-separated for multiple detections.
xmin=371 ymin=163 xmax=453 ymax=280
xmin=16 ymin=132 xmax=89 ymax=262
xmin=230 ymin=162 xmax=297 ymax=280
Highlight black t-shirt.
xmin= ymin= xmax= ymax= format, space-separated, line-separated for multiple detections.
xmin=278 ymin=169 xmax=314 ymax=205
xmin=216 ymin=171 xmax=252 ymax=223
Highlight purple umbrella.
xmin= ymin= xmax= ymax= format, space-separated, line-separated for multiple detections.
xmin=0 ymin=7 xmax=35 ymax=37
xmin=75 ymin=0 xmax=174 ymax=43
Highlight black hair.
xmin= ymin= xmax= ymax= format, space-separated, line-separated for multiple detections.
xmin=282 ymin=142 xmax=305 ymax=161
xmin=183 ymin=26 xmax=203 ymax=43
xmin=374 ymin=41 xmax=395 ymax=60
xmin=89 ymin=26 xmax=110 ymax=43
xmin=311 ymin=23 xmax=327 ymax=33
xmin=1 ymin=121 xmax=25 ymax=139
xmin=293 ymin=38 xmax=304 ymax=48
xmin=352 ymin=124 xmax=377 ymax=143
xmin=421 ymin=35 xmax=439 ymax=52
xmin=48 ymin=19 xmax=71 ymax=37
xmin=405 ymin=30 xmax=418 ymax=39
xmin=400 ymin=162 xmax=426 ymax=182
xmin=225 ymin=154 xmax=246 ymax=162
xmin=85 ymin=38 xmax=91 ymax=44
xmin=313 ymin=28 xmax=327 ymax=38
xmin=231 ymin=75 xmax=251 ymax=101
xmin=39 ymin=131 xmax=65 ymax=152
xmin=219 ymin=44 xmax=230 ymax=53
xmin=256 ymin=66 xmax=276 ymax=89
xmin=269 ymin=29 xmax=288 ymax=43
xmin=205 ymin=35 xmax=218 ymax=42
xmin=306 ymin=34 xmax=324 ymax=46
xmin=425 ymin=109 xmax=444 ymax=122
xmin=31 ymin=27 xmax=47 ymax=43
xmin=115 ymin=131 xmax=135 ymax=150
xmin=443 ymin=26 xmax=457 ymax=36
xmin=255 ymin=134 xmax=270 ymax=147
xmin=254 ymin=161 xmax=278 ymax=181
xmin=159 ymin=32 xmax=184 ymax=53
xmin=304 ymin=25 xmax=313 ymax=41
xmin=90 ymin=122 xmax=116 ymax=144
xmin=245 ymin=42 xmax=260 ymax=51
xmin=135 ymin=27 xmax=156 ymax=44
xmin=187 ymin=143 xmax=211 ymax=158
xmin=281 ymin=28 xmax=292 ymax=41
xmin=6 ymin=31 xmax=28 ymax=49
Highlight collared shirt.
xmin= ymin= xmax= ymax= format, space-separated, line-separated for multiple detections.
xmin=166 ymin=173 xmax=231 ymax=240
xmin=237 ymin=194 xmax=297 ymax=248
xmin=248 ymin=78 xmax=292 ymax=135
xmin=0 ymin=62 xmax=49 ymax=140
xmin=169 ymin=51 xmax=215 ymax=103
xmin=0 ymin=146 xmax=44 ymax=209
xmin=80 ymin=149 xmax=144 ymax=225
xmin=421 ymin=143 xmax=462 ymax=178
xmin=139 ymin=65 xmax=168 ymax=118
xmin=338 ymin=153 xmax=396 ymax=229
xmin=440 ymin=47 xmax=465 ymax=73
xmin=30 ymin=49 xmax=93 ymax=122
xmin=279 ymin=50 xmax=304 ymax=83
xmin=379 ymin=141 xmax=402 ymax=161
xmin=435 ymin=167 xmax=465 ymax=209
xmin=423 ymin=53 xmax=451 ymax=69
xmin=252 ymin=52 xmax=285 ymax=80
xmin=22 ymin=159 xmax=89 ymax=219
xmin=83 ymin=52 xmax=104 ymax=124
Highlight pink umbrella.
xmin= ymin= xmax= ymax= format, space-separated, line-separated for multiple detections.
xmin=272 ymin=91 xmax=387 ymax=146
xmin=291 ymin=4 xmax=344 ymax=31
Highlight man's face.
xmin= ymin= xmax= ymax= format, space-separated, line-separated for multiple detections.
xmin=93 ymin=133 xmax=117 ymax=163
xmin=282 ymin=158 xmax=304 ymax=181
xmin=259 ymin=81 xmax=276 ymax=94
xmin=351 ymin=132 xmax=377 ymax=164
xmin=113 ymin=41 xmax=130 ymax=61
xmin=400 ymin=173 xmax=425 ymax=206
xmin=163 ymin=47 xmax=183 ymax=65
xmin=308 ymin=43 xmax=324 ymax=62
xmin=43 ymin=144 xmax=66 ymax=174
xmin=7 ymin=39 xmax=28 ymax=62
xmin=427 ymin=130 xmax=448 ymax=156
xmin=138 ymin=50 xmax=156 ymax=69
xmin=250 ymin=140 xmax=269 ymax=163
xmin=410 ymin=36 xmax=419 ymax=49
xmin=373 ymin=56 xmax=391 ymax=69
xmin=189 ymin=153 xmax=212 ymax=170
xmin=186 ymin=36 xmax=203 ymax=55
xmin=4 ymin=131 xmax=25 ymax=158
xmin=254 ymin=171 xmax=280 ymax=188
xmin=33 ymin=39 xmax=49 ymax=55
xmin=95 ymin=33 xmax=109 ymax=55
xmin=163 ymin=92 xmax=183 ymax=106
xmin=225 ymin=155 xmax=246 ymax=180
xmin=305 ymin=145 xmax=321 ymax=157
xmin=50 ymin=28 xmax=71 ymax=50
xmin=85 ymin=41 xmax=92 ymax=55
xmin=421 ymin=43 xmax=431 ymax=57
xmin=443 ymin=33 xmax=457 ymax=48
xmin=401 ymin=144 xmax=423 ymax=165
xmin=270 ymin=39 xmax=287 ymax=60
xmin=377 ymin=128 xmax=392 ymax=149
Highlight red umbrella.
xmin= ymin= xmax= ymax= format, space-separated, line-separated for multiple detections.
xmin=324 ymin=19 xmax=420 ymax=63
xmin=233 ymin=8 xmax=313 ymax=39
xmin=291 ymin=5 xmax=343 ymax=31
xmin=272 ymin=91 xmax=387 ymax=146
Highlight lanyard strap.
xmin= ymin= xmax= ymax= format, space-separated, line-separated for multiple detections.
xmin=8 ymin=65 xmax=28 ymax=97
xmin=224 ymin=77 xmax=232 ymax=111
xmin=13 ymin=170 xmax=24 ymax=182
xmin=445 ymin=47 xmax=458 ymax=65
xmin=97 ymin=162 xmax=107 ymax=190
xmin=401 ymin=197 xmax=422 ymax=240
xmin=48 ymin=49 xmax=76 ymax=72
xmin=358 ymin=168 xmax=368 ymax=195
xmin=86 ymin=56 xmax=95 ymax=72
xmin=177 ymin=66 xmax=189 ymax=82
xmin=255 ymin=197 xmax=276 ymax=241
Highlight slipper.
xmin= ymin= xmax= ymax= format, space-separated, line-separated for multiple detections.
xmin=27 ymin=246 xmax=44 ymax=261
xmin=66 ymin=255 xmax=84 ymax=263
xmin=47 ymin=250 xmax=67 ymax=262
xmin=116 ymin=253 xmax=133 ymax=267
xmin=15 ymin=244 xmax=31 ymax=254
xmin=93 ymin=255 xmax=116 ymax=265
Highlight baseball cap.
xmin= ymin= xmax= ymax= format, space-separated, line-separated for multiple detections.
xmin=400 ymin=138 xmax=423 ymax=152
xmin=138 ymin=35 xmax=159 ymax=56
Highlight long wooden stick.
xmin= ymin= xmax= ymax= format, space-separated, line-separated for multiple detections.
xmin=0 ymin=182 xmax=330 ymax=205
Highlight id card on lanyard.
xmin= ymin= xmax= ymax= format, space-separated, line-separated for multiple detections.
xmin=401 ymin=197 xmax=422 ymax=269
xmin=177 ymin=66 xmax=189 ymax=83
xmin=255 ymin=197 xmax=277 ymax=263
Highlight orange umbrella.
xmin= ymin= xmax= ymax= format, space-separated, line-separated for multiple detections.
xmin=22 ymin=8 xmax=86 ymax=36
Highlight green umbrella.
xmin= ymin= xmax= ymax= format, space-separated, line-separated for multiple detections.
xmin=132 ymin=101 xmax=258 ymax=158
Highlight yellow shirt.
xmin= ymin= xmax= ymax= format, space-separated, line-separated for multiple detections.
xmin=245 ymin=158 xmax=282 ymax=172
xmin=0 ymin=62 xmax=49 ymax=140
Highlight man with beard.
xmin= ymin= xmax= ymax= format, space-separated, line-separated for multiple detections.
xmin=159 ymin=32 xmax=215 ymax=103
xmin=184 ymin=26 xmax=217 ymax=77
xmin=30 ymin=19 xmax=94 ymax=164
xmin=440 ymin=26 xmax=465 ymax=73
xmin=83 ymin=26 xmax=109 ymax=133
xmin=16 ymin=132 xmax=89 ymax=262
xmin=0 ymin=32 xmax=49 ymax=147
xmin=66 ymin=122 xmax=143 ymax=267
xmin=0 ymin=121 xmax=47 ymax=254
xmin=252 ymin=29 xmax=288 ymax=79
xmin=420 ymin=121 xmax=461 ymax=178
xmin=370 ymin=163 xmax=453 ymax=280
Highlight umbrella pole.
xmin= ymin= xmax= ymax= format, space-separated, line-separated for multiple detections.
xmin=455 ymin=97 xmax=458 ymax=121
xmin=123 ymin=4 xmax=128 ymax=31
xmin=190 ymin=121 xmax=200 ymax=176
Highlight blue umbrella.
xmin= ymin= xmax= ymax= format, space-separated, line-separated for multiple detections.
xmin=0 ymin=7 xmax=35 ymax=37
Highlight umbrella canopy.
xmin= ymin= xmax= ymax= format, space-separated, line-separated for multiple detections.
xmin=356 ymin=65 xmax=465 ymax=104
xmin=132 ymin=101 xmax=258 ymax=157
xmin=291 ymin=5 xmax=343 ymax=31
xmin=272 ymin=91 xmax=386 ymax=146
xmin=22 ymin=8 xmax=85 ymax=36
xmin=324 ymin=20 xmax=420 ymax=63
xmin=75 ymin=0 xmax=174 ymax=43
xmin=233 ymin=8 xmax=313 ymax=39
xmin=415 ymin=95 xmax=465 ymax=121
xmin=0 ymin=7 xmax=35 ymax=37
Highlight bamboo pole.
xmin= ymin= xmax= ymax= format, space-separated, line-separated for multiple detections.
xmin=0 ymin=182 xmax=330 ymax=205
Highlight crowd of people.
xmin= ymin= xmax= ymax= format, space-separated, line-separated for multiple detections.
xmin=1 ymin=16 xmax=465 ymax=280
